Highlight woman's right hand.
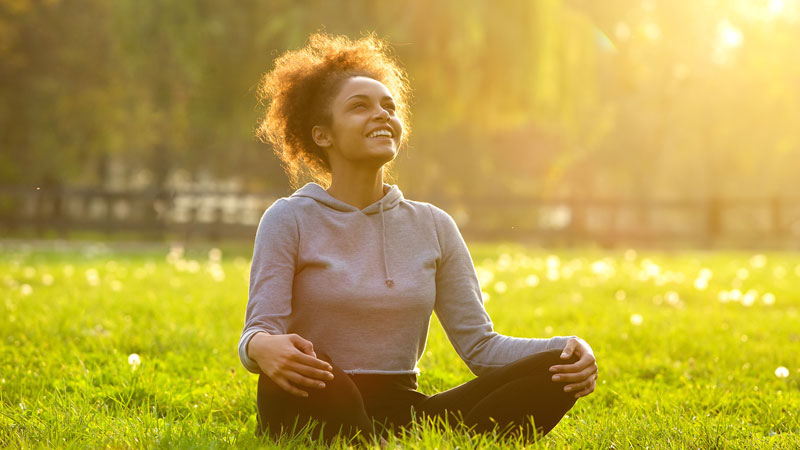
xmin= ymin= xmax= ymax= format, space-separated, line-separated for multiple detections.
xmin=247 ymin=332 xmax=335 ymax=397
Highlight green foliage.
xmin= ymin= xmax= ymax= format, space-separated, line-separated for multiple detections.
xmin=3 ymin=0 xmax=800 ymax=199
xmin=1 ymin=242 xmax=798 ymax=448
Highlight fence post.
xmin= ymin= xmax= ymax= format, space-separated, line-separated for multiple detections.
xmin=771 ymin=196 xmax=783 ymax=238
xmin=569 ymin=198 xmax=585 ymax=247
xmin=706 ymin=197 xmax=722 ymax=247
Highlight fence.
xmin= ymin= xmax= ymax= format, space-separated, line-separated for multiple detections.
xmin=1 ymin=185 xmax=799 ymax=248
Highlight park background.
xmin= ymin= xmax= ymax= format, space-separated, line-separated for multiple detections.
xmin=2 ymin=0 xmax=800 ymax=448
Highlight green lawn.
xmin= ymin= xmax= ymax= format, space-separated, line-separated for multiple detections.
xmin=1 ymin=241 xmax=798 ymax=448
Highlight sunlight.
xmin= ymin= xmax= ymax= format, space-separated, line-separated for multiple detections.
xmin=769 ymin=0 xmax=786 ymax=15
xmin=718 ymin=19 xmax=743 ymax=48
xmin=735 ymin=0 xmax=799 ymax=21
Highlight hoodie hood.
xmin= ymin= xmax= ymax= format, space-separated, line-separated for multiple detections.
xmin=291 ymin=182 xmax=403 ymax=287
xmin=291 ymin=182 xmax=404 ymax=215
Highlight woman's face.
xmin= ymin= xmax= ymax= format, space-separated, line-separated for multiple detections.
xmin=314 ymin=76 xmax=403 ymax=169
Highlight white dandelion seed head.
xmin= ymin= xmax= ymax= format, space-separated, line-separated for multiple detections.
xmin=41 ymin=273 xmax=54 ymax=286
xmin=476 ymin=267 xmax=494 ymax=287
xmin=665 ymin=291 xmax=680 ymax=305
xmin=641 ymin=259 xmax=660 ymax=277
xmin=762 ymin=293 xmax=776 ymax=305
xmin=209 ymin=264 xmax=225 ymax=282
xmin=496 ymin=253 xmax=513 ymax=271
xmin=630 ymin=314 xmax=643 ymax=326
xmin=525 ymin=274 xmax=540 ymax=287
xmin=208 ymin=248 xmax=222 ymax=262
xmin=699 ymin=268 xmax=713 ymax=280
xmin=694 ymin=277 xmax=708 ymax=290
xmin=749 ymin=254 xmax=767 ymax=269
xmin=167 ymin=245 xmax=184 ymax=264
xmin=186 ymin=260 xmax=200 ymax=273
xmin=742 ymin=290 xmax=757 ymax=307
xmin=85 ymin=268 xmax=100 ymax=286
xmin=493 ymin=281 xmax=508 ymax=294
xmin=775 ymin=366 xmax=789 ymax=378
xmin=128 ymin=353 xmax=141 ymax=369
xmin=481 ymin=291 xmax=491 ymax=302
xmin=615 ymin=290 xmax=626 ymax=301
xmin=736 ymin=268 xmax=749 ymax=280
xmin=20 ymin=284 xmax=33 ymax=296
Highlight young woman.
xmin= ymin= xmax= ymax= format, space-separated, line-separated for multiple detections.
xmin=239 ymin=32 xmax=598 ymax=444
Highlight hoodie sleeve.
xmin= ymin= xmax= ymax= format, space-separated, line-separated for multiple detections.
xmin=428 ymin=204 xmax=575 ymax=377
xmin=238 ymin=198 xmax=298 ymax=374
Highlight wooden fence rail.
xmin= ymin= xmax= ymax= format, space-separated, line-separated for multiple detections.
xmin=1 ymin=186 xmax=799 ymax=248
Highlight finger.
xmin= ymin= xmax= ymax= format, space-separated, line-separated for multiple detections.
xmin=289 ymin=334 xmax=316 ymax=357
xmin=290 ymin=361 xmax=335 ymax=381
xmin=560 ymin=339 xmax=578 ymax=359
xmin=550 ymin=352 xmax=596 ymax=373
xmin=573 ymin=383 xmax=596 ymax=399
xmin=286 ymin=370 xmax=328 ymax=390
xmin=551 ymin=363 xmax=597 ymax=383
xmin=276 ymin=377 xmax=310 ymax=398
xmin=291 ymin=351 xmax=334 ymax=371
xmin=563 ymin=374 xmax=595 ymax=393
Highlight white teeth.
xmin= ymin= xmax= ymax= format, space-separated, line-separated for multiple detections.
xmin=368 ymin=129 xmax=392 ymax=138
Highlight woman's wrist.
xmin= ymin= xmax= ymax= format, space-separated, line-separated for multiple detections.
xmin=247 ymin=331 xmax=271 ymax=358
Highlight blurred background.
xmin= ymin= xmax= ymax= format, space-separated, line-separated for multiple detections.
xmin=2 ymin=0 xmax=799 ymax=247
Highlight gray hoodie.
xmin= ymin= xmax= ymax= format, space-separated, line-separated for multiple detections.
xmin=239 ymin=182 xmax=572 ymax=376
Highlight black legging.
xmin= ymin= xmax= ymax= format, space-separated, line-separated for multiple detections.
xmin=257 ymin=348 xmax=579 ymax=444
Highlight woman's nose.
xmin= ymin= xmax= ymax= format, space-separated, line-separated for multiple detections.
xmin=374 ymin=108 xmax=390 ymax=121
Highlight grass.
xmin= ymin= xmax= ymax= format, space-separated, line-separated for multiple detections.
xmin=1 ymin=239 xmax=799 ymax=448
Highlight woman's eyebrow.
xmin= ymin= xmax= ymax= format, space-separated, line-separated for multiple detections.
xmin=345 ymin=94 xmax=394 ymax=102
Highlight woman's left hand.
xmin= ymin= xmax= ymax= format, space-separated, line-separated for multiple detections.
xmin=548 ymin=337 xmax=598 ymax=399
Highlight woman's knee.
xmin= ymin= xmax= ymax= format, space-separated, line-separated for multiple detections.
xmin=505 ymin=348 xmax=579 ymax=376
xmin=503 ymin=349 xmax=582 ymax=400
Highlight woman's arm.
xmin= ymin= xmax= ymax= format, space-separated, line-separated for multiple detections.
xmin=428 ymin=204 xmax=576 ymax=376
xmin=238 ymin=199 xmax=299 ymax=373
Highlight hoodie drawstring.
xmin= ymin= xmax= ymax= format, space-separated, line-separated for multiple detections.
xmin=379 ymin=202 xmax=394 ymax=288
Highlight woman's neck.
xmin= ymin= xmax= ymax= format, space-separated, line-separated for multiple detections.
xmin=326 ymin=169 xmax=387 ymax=210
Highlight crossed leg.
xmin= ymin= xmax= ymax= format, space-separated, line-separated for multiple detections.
xmin=411 ymin=349 xmax=580 ymax=441
xmin=256 ymin=350 xmax=376 ymax=444
xmin=256 ymin=349 xmax=579 ymax=444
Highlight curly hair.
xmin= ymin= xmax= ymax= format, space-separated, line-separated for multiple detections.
xmin=256 ymin=32 xmax=412 ymax=188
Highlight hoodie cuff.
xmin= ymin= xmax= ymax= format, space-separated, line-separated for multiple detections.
xmin=238 ymin=329 xmax=268 ymax=374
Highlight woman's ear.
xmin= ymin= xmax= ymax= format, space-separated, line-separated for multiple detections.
xmin=312 ymin=125 xmax=332 ymax=148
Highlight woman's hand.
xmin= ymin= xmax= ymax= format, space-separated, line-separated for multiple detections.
xmin=248 ymin=332 xmax=335 ymax=397
xmin=548 ymin=337 xmax=598 ymax=399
